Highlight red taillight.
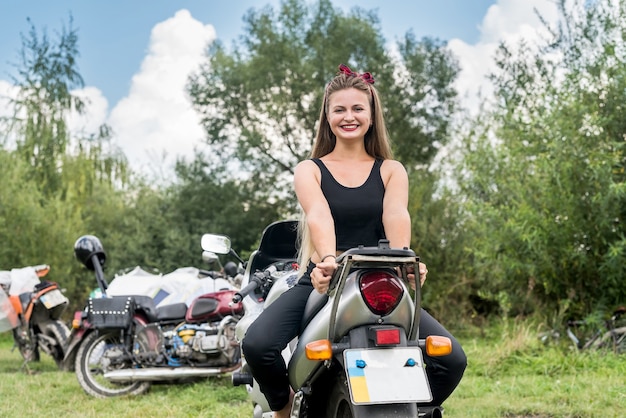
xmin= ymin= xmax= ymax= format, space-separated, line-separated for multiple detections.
xmin=373 ymin=327 xmax=401 ymax=345
xmin=359 ymin=271 xmax=404 ymax=316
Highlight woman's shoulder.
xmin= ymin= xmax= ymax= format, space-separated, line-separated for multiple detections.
xmin=295 ymin=159 xmax=318 ymax=170
xmin=380 ymin=159 xmax=407 ymax=172
xmin=294 ymin=159 xmax=322 ymax=178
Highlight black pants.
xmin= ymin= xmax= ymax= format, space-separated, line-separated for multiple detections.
xmin=241 ymin=262 xmax=467 ymax=411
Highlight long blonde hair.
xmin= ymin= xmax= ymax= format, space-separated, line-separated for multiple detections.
xmin=297 ymin=65 xmax=393 ymax=270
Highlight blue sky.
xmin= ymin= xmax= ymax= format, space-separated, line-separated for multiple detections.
xmin=0 ymin=0 xmax=496 ymax=107
xmin=0 ymin=0 xmax=558 ymax=175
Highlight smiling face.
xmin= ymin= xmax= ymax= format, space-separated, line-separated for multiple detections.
xmin=326 ymin=87 xmax=372 ymax=143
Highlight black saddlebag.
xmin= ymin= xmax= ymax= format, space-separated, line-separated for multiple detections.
xmin=87 ymin=296 xmax=135 ymax=329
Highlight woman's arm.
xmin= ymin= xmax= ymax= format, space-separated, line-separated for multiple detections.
xmin=294 ymin=160 xmax=338 ymax=293
xmin=294 ymin=160 xmax=336 ymax=261
xmin=381 ymin=160 xmax=428 ymax=287
xmin=381 ymin=160 xmax=411 ymax=248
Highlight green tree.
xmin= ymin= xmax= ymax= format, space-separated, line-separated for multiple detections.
xmin=457 ymin=0 xmax=626 ymax=317
xmin=187 ymin=0 xmax=459 ymax=196
xmin=8 ymin=16 xmax=85 ymax=196
xmin=0 ymin=16 xmax=132 ymax=310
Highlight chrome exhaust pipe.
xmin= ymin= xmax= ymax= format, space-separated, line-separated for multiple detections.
xmin=419 ymin=406 xmax=444 ymax=418
xmin=104 ymin=364 xmax=240 ymax=382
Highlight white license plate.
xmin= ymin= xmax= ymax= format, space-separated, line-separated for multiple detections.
xmin=40 ymin=289 xmax=68 ymax=309
xmin=344 ymin=347 xmax=432 ymax=405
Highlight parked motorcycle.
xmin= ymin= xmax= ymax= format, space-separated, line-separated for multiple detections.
xmin=64 ymin=234 xmax=244 ymax=398
xmin=201 ymin=220 xmax=453 ymax=418
xmin=0 ymin=264 xmax=69 ymax=368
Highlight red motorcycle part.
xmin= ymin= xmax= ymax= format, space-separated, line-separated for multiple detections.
xmin=185 ymin=290 xmax=243 ymax=323
xmin=359 ymin=271 xmax=404 ymax=316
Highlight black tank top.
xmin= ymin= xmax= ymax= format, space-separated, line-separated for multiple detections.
xmin=312 ymin=158 xmax=386 ymax=250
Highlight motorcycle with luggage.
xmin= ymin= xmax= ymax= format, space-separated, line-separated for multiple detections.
xmin=201 ymin=220 xmax=453 ymax=418
xmin=0 ymin=264 xmax=69 ymax=369
xmin=63 ymin=234 xmax=244 ymax=398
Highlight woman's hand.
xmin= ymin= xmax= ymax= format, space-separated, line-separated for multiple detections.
xmin=312 ymin=257 xmax=338 ymax=294
xmin=406 ymin=262 xmax=428 ymax=290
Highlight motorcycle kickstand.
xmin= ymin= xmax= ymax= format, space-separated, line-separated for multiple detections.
xmin=19 ymin=359 xmax=35 ymax=375
xmin=12 ymin=345 xmax=36 ymax=375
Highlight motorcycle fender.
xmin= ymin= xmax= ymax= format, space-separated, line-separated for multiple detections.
xmin=63 ymin=327 xmax=91 ymax=364
xmin=351 ymin=403 xmax=418 ymax=418
xmin=288 ymin=274 xmax=414 ymax=388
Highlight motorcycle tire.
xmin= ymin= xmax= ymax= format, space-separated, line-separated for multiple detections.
xmin=323 ymin=369 xmax=423 ymax=418
xmin=325 ymin=371 xmax=355 ymax=418
xmin=41 ymin=320 xmax=70 ymax=368
xmin=75 ymin=330 xmax=151 ymax=398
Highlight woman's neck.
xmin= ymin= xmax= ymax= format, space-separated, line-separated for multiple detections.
xmin=327 ymin=141 xmax=369 ymax=160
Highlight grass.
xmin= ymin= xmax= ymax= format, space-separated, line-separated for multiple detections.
xmin=1 ymin=318 xmax=625 ymax=417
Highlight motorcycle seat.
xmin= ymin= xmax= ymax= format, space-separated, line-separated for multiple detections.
xmin=156 ymin=302 xmax=188 ymax=322
xmin=300 ymin=290 xmax=328 ymax=333
xmin=130 ymin=295 xmax=159 ymax=322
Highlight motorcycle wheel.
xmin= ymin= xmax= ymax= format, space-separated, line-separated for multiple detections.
xmin=41 ymin=320 xmax=70 ymax=367
xmin=75 ymin=330 xmax=150 ymax=398
xmin=325 ymin=371 xmax=354 ymax=418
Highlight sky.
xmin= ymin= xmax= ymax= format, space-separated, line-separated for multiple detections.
xmin=0 ymin=0 xmax=561 ymax=177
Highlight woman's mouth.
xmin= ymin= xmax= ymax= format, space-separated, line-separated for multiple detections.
xmin=341 ymin=124 xmax=359 ymax=131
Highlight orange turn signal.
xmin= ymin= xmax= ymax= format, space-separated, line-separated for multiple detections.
xmin=305 ymin=339 xmax=333 ymax=361
xmin=425 ymin=335 xmax=452 ymax=357
xmin=72 ymin=311 xmax=83 ymax=329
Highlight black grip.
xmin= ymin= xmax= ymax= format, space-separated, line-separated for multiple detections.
xmin=230 ymin=265 xmax=278 ymax=304
xmin=231 ymin=281 xmax=258 ymax=304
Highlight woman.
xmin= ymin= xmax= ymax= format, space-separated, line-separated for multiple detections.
xmin=242 ymin=64 xmax=467 ymax=418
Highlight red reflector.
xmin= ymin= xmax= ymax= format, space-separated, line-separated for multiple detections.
xmin=359 ymin=271 xmax=404 ymax=315
xmin=375 ymin=328 xmax=401 ymax=345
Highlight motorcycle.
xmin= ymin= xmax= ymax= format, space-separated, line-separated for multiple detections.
xmin=201 ymin=220 xmax=453 ymax=418
xmin=0 ymin=264 xmax=69 ymax=369
xmin=63 ymin=234 xmax=244 ymax=398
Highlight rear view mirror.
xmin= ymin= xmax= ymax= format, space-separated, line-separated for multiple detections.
xmin=202 ymin=251 xmax=219 ymax=264
xmin=201 ymin=234 xmax=231 ymax=255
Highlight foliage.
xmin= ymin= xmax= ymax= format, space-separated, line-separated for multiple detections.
xmin=0 ymin=15 xmax=130 ymax=309
xmin=8 ymin=16 xmax=85 ymax=197
xmin=408 ymin=169 xmax=474 ymax=321
xmin=456 ymin=0 xmax=626 ymax=317
xmin=187 ymin=0 xmax=459 ymax=194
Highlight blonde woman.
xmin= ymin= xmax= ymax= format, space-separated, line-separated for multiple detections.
xmin=242 ymin=64 xmax=466 ymax=418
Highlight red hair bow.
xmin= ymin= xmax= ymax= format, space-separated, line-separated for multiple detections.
xmin=338 ymin=63 xmax=375 ymax=84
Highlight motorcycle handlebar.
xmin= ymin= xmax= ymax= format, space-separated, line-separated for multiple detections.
xmin=231 ymin=265 xmax=278 ymax=304
xmin=198 ymin=269 xmax=218 ymax=278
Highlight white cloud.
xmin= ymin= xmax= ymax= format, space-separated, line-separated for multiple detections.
xmin=106 ymin=9 xmax=216 ymax=176
xmin=67 ymin=86 xmax=109 ymax=136
xmin=448 ymin=0 xmax=561 ymax=114
xmin=0 ymin=80 xmax=18 ymax=148
xmin=0 ymin=80 xmax=16 ymax=119
xmin=1 ymin=9 xmax=217 ymax=179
